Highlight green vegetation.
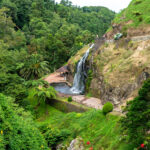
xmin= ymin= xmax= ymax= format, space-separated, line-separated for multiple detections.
xmin=33 ymin=86 xmax=57 ymax=105
xmin=102 ymin=102 xmax=114 ymax=114
xmin=86 ymin=69 xmax=93 ymax=92
xmin=0 ymin=94 xmax=48 ymax=150
xmin=20 ymin=54 xmax=50 ymax=80
xmin=0 ymin=0 xmax=115 ymax=72
xmin=37 ymin=106 xmax=134 ymax=150
xmin=121 ymin=79 xmax=150 ymax=148
xmin=114 ymin=0 xmax=150 ymax=27
xmin=1 ymin=0 xmax=150 ymax=149
xmin=67 ymin=96 xmax=73 ymax=102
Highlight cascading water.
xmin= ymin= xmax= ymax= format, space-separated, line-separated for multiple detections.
xmin=70 ymin=44 xmax=94 ymax=94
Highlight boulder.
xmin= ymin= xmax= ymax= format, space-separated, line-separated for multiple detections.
xmin=67 ymin=137 xmax=84 ymax=150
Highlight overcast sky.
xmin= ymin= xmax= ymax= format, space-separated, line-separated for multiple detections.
xmin=55 ymin=0 xmax=132 ymax=12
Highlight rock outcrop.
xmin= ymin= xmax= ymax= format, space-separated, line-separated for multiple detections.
xmin=67 ymin=137 xmax=84 ymax=150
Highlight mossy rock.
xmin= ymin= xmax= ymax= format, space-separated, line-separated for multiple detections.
xmin=102 ymin=102 xmax=113 ymax=115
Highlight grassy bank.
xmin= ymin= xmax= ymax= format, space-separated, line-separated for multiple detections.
xmin=27 ymin=88 xmax=134 ymax=149
xmin=36 ymin=105 xmax=134 ymax=150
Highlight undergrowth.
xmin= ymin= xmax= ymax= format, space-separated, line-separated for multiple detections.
xmin=36 ymin=105 xmax=134 ymax=150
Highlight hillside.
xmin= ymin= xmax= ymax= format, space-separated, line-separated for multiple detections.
xmin=106 ymin=0 xmax=150 ymax=39
xmin=0 ymin=0 xmax=115 ymax=71
xmin=68 ymin=0 xmax=150 ymax=110
xmin=1 ymin=0 xmax=150 ymax=149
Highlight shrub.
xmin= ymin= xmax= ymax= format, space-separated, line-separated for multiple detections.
xmin=120 ymin=79 xmax=150 ymax=147
xmin=144 ymin=16 xmax=150 ymax=24
xmin=102 ymin=102 xmax=113 ymax=114
xmin=43 ymin=128 xmax=70 ymax=147
xmin=68 ymin=96 xmax=73 ymax=102
xmin=134 ymin=0 xmax=142 ymax=5
xmin=132 ymin=11 xmax=142 ymax=16
xmin=0 ymin=94 xmax=48 ymax=150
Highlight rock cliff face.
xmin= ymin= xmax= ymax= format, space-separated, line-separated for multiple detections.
xmin=87 ymin=38 xmax=150 ymax=106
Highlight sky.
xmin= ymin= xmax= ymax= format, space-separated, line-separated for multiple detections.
xmin=55 ymin=0 xmax=132 ymax=12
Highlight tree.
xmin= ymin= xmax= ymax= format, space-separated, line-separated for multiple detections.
xmin=0 ymin=7 xmax=15 ymax=39
xmin=20 ymin=54 xmax=50 ymax=80
xmin=33 ymin=86 xmax=57 ymax=106
xmin=2 ymin=0 xmax=32 ymax=28
xmin=0 ymin=44 xmax=28 ymax=102
xmin=121 ymin=79 xmax=150 ymax=148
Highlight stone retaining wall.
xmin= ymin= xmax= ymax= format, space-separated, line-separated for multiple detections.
xmin=47 ymin=99 xmax=88 ymax=113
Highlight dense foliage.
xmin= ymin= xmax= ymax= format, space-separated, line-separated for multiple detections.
xmin=121 ymin=79 xmax=150 ymax=148
xmin=0 ymin=0 xmax=115 ymax=149
xmin=0 ymin=0 xmax=115 ymax=71
xmin=0 ymin=94 xmax=48 ymax=150
xmin=67 ymin=96 xmax=73 ymax=102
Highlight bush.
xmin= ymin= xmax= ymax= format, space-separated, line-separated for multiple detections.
xmin=134 ymin=0 xmax=142 ymax=5
xmin=120 ymin=79 xmax=150 ymax=147
xmin=102 ymin=102 xmax=113 ymax=114
xmin=68 ymin=96 xmax=73 ymax=102
xmin=0 ymin=94 xmax=48 ymax=150
xmin=43 ymin=127 xmax=70 ymax=147
xmin=145 ymin=16 xmax=150 ymax=24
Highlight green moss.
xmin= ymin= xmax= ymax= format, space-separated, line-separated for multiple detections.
xmin=86 ymin=92 xmax=93 ymax=98
xmin=85 ymin=69 xmax=93 ymax=92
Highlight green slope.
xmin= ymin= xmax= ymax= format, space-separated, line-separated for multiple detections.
xmin=114 ymin=0 xmax=150 ymax=27
xmin=37 ymin=106 xmax=134 ymax=150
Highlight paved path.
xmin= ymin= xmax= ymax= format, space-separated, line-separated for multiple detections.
xmin=72 ymin=95 xmax=103 ymax=110
xmin=106 ymin=34 xmax=150 ymax=44
xmin=44 ymin=72 xmax=66 ymax=84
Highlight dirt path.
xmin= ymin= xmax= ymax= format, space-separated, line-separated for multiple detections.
xmin=106 ymin=34 xmax=150 ymax=44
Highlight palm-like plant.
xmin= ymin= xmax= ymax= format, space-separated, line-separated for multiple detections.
xmin=20 ymin=54 xmax=50 ymax=80
xmin=33 ymin=86 xmax=57 ymax=105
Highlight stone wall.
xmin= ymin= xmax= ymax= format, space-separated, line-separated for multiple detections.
xmin=47 ymin=99 xmax=88 ymax=113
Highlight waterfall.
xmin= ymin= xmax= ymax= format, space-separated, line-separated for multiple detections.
xmin=70 ymin=44 xmax=94 ymax=94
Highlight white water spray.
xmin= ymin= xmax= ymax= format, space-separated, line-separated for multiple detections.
xmin=70 ymin=44 xmax=94 ymax=94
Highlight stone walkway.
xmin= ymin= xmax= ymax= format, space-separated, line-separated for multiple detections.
xmin=72 ymin=95 xmax=103 ymax=110
xmin=44 ymin=72 xmax=66 ymax=84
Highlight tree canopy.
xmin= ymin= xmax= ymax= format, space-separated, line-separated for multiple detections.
xmin=0 ymin=0 xmax=115 ymax=71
